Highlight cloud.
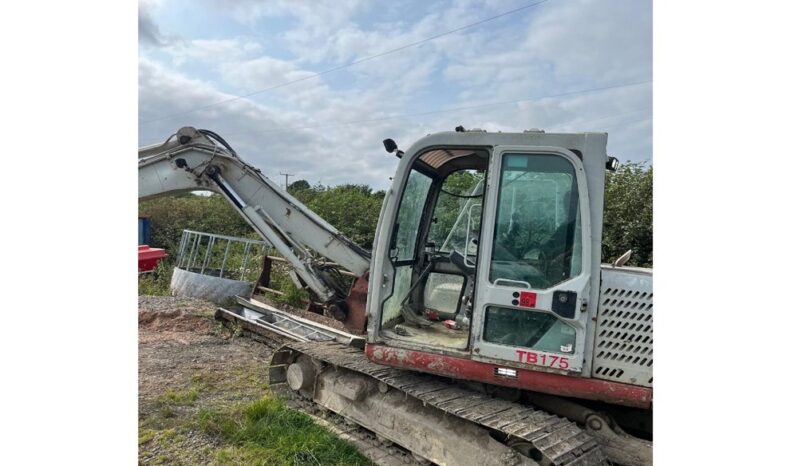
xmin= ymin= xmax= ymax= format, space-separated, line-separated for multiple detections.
xmin=219 ymin=56 xmax=316 ymax=93
xmin=138 ymin=2 xmax=167 ymax=46
xmin=166 ymin=38 xmax=263 ymax=66
xmin=202 ymin=0 xmax=371 ymax=31
xmin=139 ymin=58 xmax=410 ymax=189
xmin=139 ymin=0 xmax=652 ymax=189
xmin=520 ymin=0 xmax=652 ymax=83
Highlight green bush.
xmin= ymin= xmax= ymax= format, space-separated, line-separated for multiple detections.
xmin=602 ymin=162 xmax=653 ymax=267
xmin=290 ymin=182 xmax=385 ymax=250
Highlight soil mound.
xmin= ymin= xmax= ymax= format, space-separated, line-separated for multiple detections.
xmin=139 ymin=309 xmax=213 ymax=334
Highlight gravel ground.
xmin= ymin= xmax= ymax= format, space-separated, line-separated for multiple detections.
xmin=138 ymin=296 xmax=275 ymax=465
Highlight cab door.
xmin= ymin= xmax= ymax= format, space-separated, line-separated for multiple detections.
xmin=471 ymin=147 xmax=592 ymax=374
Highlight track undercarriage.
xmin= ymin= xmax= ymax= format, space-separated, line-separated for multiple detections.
xmin=271 ymin=340 xmax=609 ymax=466
xmin=217 ymin=299 xmax=651 ymax=466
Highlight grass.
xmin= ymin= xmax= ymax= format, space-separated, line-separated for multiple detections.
xmin=265 ymin=263 xmax=310 ymax=308
xmin=157 ymin=388 xmax=199 ymax=406
xmin=139 ymin=428 xmax=157 ymax=445
xmin=138 ymin=255 xmax=370 ymax=465
xmin=141 ymin=370 xmax=370 ymax=465
xmin=197 ymin=396 xmax=371 ymax=466
xmin=138 ymin=261 xmax=174 ymax=296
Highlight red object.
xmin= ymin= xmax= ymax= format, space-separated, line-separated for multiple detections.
xmin=343 ymin=273 xmax=370 ymax=334
xmin=443 ymin=319 xmax=457 ymax=329
xmin=366 ymin=343 xmax=652 ymax=409
xmin=424 ymin=309 xmax=441 ymax=321
xmin=519 ymin=291 xmax=537 ymax=307
xmin=138 ymin=245 xmax=167 ymax=272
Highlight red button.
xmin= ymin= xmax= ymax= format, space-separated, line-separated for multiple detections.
xmin=519 ymin=291 xmax=537 ymax=308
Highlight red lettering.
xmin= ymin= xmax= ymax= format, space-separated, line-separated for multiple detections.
xmin=517 ymin=350 xmax=570 ymax=370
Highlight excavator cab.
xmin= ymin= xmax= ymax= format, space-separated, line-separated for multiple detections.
xmin=369 ymin=129 xmax=608 ymax=377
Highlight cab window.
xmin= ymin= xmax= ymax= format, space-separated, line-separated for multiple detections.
xmin=427 ymin=169 xmax=484 ymax=258
xmin=483 ymin=306 xmax=577 ymax=354
xmin=489 ymin=153 xmax=582 ymax=289
xmin=392 ymin=169 xmax=433 ymax=261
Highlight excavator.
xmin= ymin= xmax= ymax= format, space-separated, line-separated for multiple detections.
xmin=139 ymin=126 xmax=653 ymax=466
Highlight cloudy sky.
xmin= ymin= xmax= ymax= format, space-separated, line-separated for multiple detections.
xmin=139 ymin=0 xmax=651 ymax=189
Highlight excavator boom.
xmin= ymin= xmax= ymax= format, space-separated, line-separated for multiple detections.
xmin=139 ymin=127 xmax=370 ymax=304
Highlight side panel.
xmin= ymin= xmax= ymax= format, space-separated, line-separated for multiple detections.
xmin=592 ymin=266 xmax=654 ymax=386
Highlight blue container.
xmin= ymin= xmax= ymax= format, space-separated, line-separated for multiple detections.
xmin=138 ymin=217 xmax=151 ymax=245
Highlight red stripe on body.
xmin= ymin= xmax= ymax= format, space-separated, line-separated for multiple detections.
xmin=366 ymin=343 xmax=652 ymax=409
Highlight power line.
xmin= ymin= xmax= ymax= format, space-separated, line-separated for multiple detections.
xmin=555 ymin=107 xmax=652 ymax=129
xmin=216 ymin=79 xmax=652 ymax=138
xmin=140 ymin=0 xmax=550 ymax=124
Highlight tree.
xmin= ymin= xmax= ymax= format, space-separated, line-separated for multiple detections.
xmin=602 ymin=162 xmax=653 ymax=267
xmin=305 ymin=184 xmax=385 ymax=250
xmin=288 ymin=179 xmax=310 ymax=192
xmin=139 ymin=193 xmax=253 ymax=254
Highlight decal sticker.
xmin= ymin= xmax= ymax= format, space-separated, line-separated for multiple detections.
xmin=515 ymin=349 xmax=570 ymax=369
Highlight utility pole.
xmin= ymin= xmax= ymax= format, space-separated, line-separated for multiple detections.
xmin=279 ymin=172 xmax=294 ymax=189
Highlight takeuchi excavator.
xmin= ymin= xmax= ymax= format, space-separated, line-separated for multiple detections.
xmin=139 ymin=126 xmax=653 ymax=466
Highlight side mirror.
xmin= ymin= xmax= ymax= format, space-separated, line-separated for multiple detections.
xmin=382 ymin=138 xmax=403 ymax=159
xmin=383 ymin=138 xmax=398 ymax=153
xmin=606 ymin=156 xmax=619 ymax=172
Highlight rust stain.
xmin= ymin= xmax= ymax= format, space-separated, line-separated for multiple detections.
xmin=343 ymin=274 xmax=369 ymax=334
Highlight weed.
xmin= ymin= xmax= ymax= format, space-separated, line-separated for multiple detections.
xmin=191 ymin=372 xmax=217 ymax=391
xmin=139 ymin=429 xmax=157 ymax=445
xmin=159 ymin=428 xmax=179 ymax=442
xmin=139 ymin=261 xmax=174 ymax=296
xmin=157 ymin=388 xmax=199 ymax=406
xmin=266 ymin=264 xmax=310 ymax=308
xmin=273 ymin=281 xmax=308 ymax=308
xmin=198 ymin=396 xmax=370 ymax=466
xmin=159 ymin=406 xmax=175 ymax=418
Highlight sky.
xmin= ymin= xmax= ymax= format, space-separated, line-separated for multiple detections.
xmin=139 ymin=0 xmax=652 ymax=190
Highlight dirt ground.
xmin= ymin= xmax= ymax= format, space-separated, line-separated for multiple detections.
xmin=138 ymin=296 xmax=275 ymax=465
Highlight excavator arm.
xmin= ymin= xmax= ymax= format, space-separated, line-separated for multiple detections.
xmin=138 ymin=127 xmax=371 ymax=304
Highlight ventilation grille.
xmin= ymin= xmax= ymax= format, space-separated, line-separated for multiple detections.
xmin=592 ymin=269 xmax=653 ymax=387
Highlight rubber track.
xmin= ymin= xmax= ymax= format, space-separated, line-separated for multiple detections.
xmin=270 ymin=340 xmax=609 ymax=466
